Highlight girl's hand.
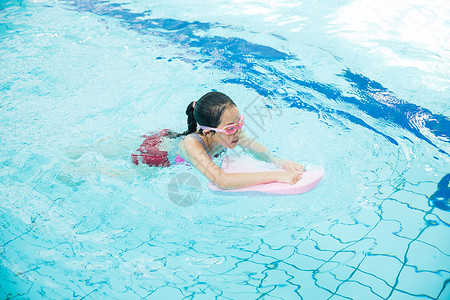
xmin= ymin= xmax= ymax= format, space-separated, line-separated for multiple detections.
xmin=275 ymin=159 xmax=305 ymax=173
xmin=276 ymin=171 xmax=302 ymax=185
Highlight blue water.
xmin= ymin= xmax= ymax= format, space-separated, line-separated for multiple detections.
xmin=1 ymin=0 xmax=449 ymax=299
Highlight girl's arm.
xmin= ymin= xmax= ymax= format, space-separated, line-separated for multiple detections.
xmin=237 ymin=131 xmax=305 ymax=172
xmin=182 ymin=135 xmax=301 ymax=189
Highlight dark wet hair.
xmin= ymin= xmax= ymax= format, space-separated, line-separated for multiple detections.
xmin=169 ymin=91 xmax=236 ymax=137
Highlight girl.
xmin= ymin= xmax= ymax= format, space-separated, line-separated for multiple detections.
xmin=132 ymin=91 xmax=305 ymax=189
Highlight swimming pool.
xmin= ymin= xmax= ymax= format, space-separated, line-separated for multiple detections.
xmin=1 ymin=0 xmax=449 ymax=298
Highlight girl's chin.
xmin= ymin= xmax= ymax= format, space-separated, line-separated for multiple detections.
xmin=228 ymin=140 xmax=239 ymax=148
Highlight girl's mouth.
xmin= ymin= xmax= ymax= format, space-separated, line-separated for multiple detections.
xmin=231 ymin=138 xmax=239 ymax=144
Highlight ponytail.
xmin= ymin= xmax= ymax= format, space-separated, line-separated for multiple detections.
xmin=166 ymin=101 xmax=197 ymax=138
xmin=183 ymin=101 xmax=197 ymax=135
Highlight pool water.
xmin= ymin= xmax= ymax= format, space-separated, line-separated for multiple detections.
xmin=1 ymin=0 xmax=449 ymax=299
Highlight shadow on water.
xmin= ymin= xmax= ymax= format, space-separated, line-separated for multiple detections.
xmin=429 ymin=173 xmax=450 ymax=211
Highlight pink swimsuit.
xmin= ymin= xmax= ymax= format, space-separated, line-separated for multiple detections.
xmin=131 ymin=131 xmax=209 ymax=167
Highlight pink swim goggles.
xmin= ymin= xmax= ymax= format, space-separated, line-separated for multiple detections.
xmin=199 ymin=115 xmax=245 ymax=135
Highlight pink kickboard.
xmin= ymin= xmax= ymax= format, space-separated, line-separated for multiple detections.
xmin=208 ymin=155 xmax=324 ymax=195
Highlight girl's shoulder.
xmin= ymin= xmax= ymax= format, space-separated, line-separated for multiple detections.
xmin=181 ymin=132 xmax=208 ymax=153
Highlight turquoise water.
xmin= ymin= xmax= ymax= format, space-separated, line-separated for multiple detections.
xmin=1 ymin=0 xmax=449 ymax=299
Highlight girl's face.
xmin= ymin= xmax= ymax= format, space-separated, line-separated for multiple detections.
xmin=210 ymin=105 xmax=242 ymax=149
